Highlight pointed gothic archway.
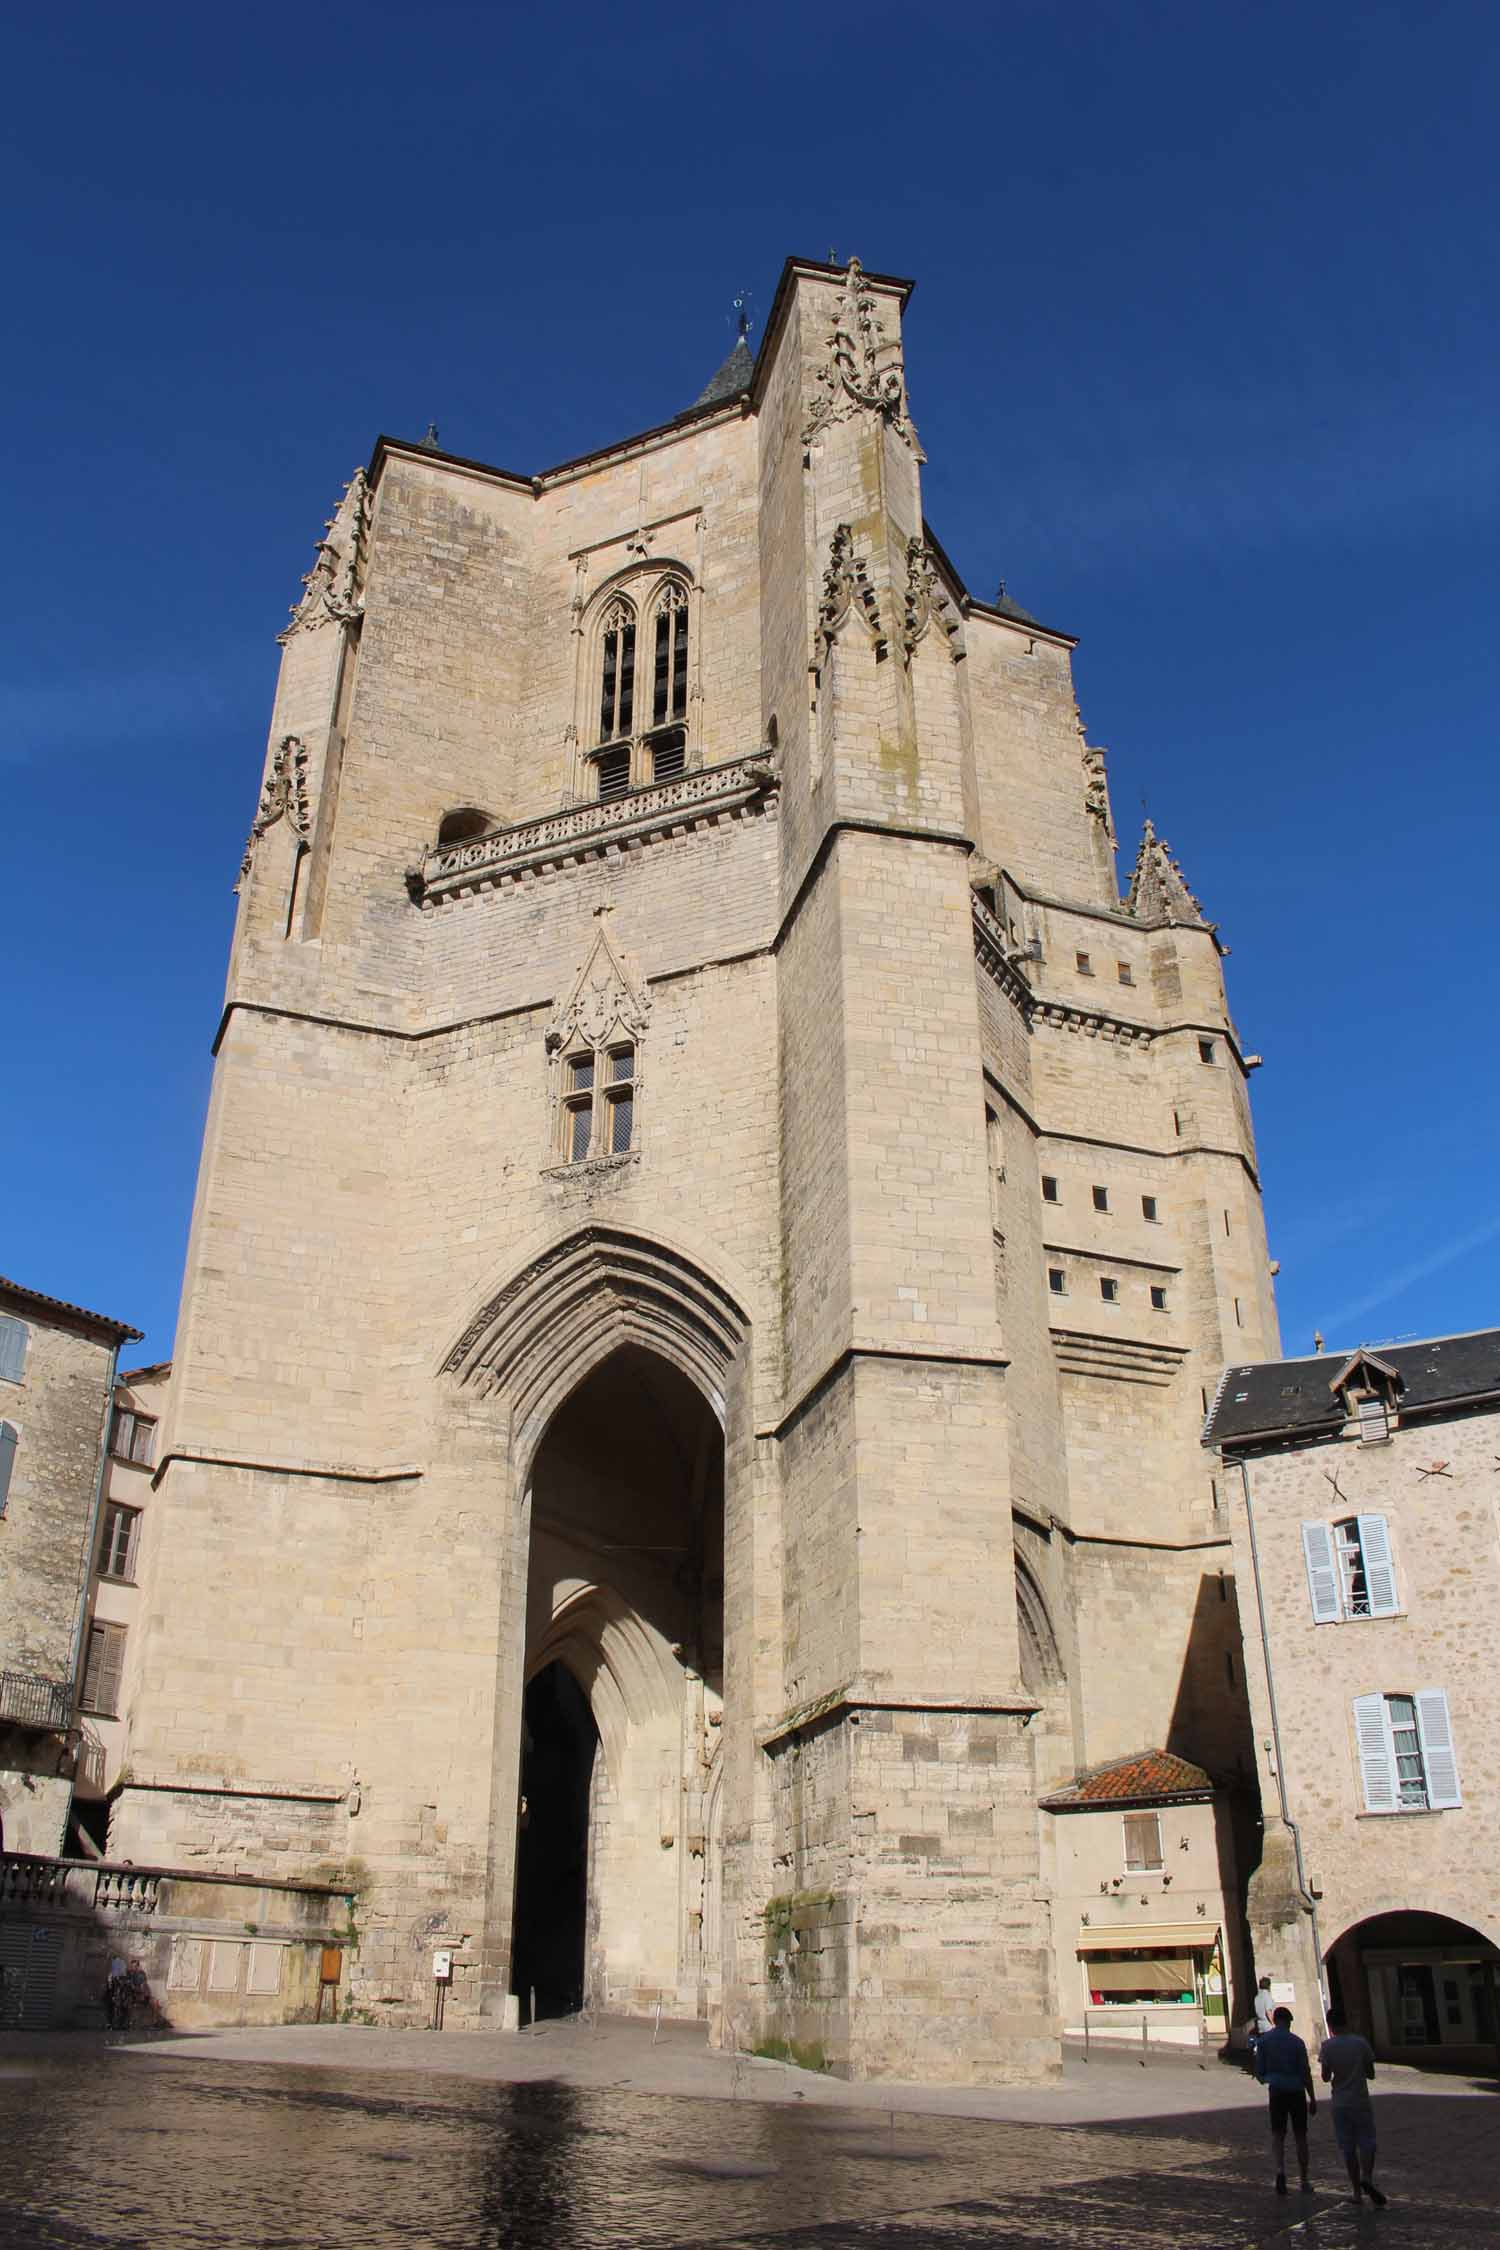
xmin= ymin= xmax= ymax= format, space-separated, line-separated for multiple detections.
xmin=446 ymin=1226 xmax=749 ymax=2026
xmin=515 ymin=1346 xmax=724 ymax=2018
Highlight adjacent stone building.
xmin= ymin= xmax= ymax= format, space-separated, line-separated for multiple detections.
xmin=1205 ymin=1329 xmax=1500 ymax=2070
xmin=110 ymin=256 xmax=1279 ymax=2080
xmin=1040 ymin=1747 xmax=1244 ymax=2049
xmin=72 ymin=1361 xmax=171 ymax=1828
xmin=0 ymin=1276 xmax=141 ymax=1855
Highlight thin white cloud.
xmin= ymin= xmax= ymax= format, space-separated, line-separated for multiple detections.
xmin=1317 ymin=1210 xmax=1500 ymax=1338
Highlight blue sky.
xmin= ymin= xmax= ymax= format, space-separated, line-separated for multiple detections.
xmin=3 ymin=1 xmax=1497 ymax=1365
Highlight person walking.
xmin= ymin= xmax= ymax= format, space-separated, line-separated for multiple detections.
xmin=1319 ymin=2005 xmax=1387 ymax=2207
xmin=1255 ymin=2004 xmax=1316 ymax=2195
xmin=1250 ymin=1975 xmax=1275 ymax=2057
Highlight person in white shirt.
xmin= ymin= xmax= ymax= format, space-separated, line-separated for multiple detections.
xmin=1319 ymin=2005 xmax=1386 ymax=2207
xmin=1251 ymin=1975 xmax=1275 ymax=2051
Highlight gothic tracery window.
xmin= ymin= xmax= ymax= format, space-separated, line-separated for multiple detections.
xmin=587 ymin=576 xmax=692 ymax=800
xmin=598 ymin=596 xmax=636 ymax=748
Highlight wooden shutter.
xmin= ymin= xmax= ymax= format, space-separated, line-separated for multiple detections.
xmin=0 ymin=1317 xmax=27 ymax=1385
xmin=1352 ymin=1692 xmax=1397 ymax=1811
xmin=1414 ymin=1689 xmax=1461 ymax=1809
xmin=0 ymin=1421 xmax=16 ymax=1516
xmin=1301 ymin=1521 xmax=1342 ymax=1622
xmin=1356 ymin=1514 xmax=1399 ymax=1617
xmin=82 ymin=1622 xmax=126 ymax=1718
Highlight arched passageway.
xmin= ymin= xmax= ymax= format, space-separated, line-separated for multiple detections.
xmin=1326 ymin=1911 xmax=1500 ymax=2068
xmin=511 ymin=1343 xmax=725 ymax=2020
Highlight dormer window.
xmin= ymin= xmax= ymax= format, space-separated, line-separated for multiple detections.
xmin=1328 ymin=1348 xmax=1401 ymax=1442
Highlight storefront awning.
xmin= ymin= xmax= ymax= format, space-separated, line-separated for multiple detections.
xmin=1079 ymin=1923 xmax=1220 ymax=1953
xmin=1087 ymin=1957 xmax=1194 ymax=1992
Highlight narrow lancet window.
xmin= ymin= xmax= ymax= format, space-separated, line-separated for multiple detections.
xmin=598 ymin=597 xmax=636 ymax=744
xmin=651 ymin=581 xmax=689 ymax=728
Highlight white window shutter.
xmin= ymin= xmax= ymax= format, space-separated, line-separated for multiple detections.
xmin=1414 ymin=1689 xmax=1462 ymax=1809
xmin=1357 ymin=1514 xmax=1399 ymax=1616
xmin=1353 ymin=1692 xmax=1397 ymax=1811
xmin=1302 ymin=1521 xmax=1342 ymax=1622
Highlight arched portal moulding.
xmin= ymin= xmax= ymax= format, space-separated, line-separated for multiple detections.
xmin=1321 ymin=1891 xmax=1500 ymax=1958
xmin=439 ymin=1223 xmax=755 ymax=2026
xmin=440 ymin=1219 xmax=756 ymax=1481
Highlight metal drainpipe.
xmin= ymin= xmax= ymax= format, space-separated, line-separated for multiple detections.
xmin=67 ymin=1338 xmax=123 ymax=1712
xmin=1237 ymin=1451 xmax=1327 ymax=2028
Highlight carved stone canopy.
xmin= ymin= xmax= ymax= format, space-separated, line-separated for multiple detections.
xmin=279 ymin=468 xmax=369 ymax=645
xmin=238 ymin=736 xmax=310 ymax=885
xmin=802 ymin=258 xmax=923 ymax=456
xmin=902 ymin=537 xmax=963 ymax=662
xmin=545 ymin=919 xmax=651 ymax=1058
xmin=817 ymin=524 xmax=885 ymax=661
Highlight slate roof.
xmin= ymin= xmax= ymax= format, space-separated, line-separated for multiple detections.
xmin=1040 ymin=1748 xmax=1214 ymax=1810
xmin=1203 ymin=1328 xmax=1500 ymax=1451
xmin=691 ymin=335 xmax=756 ymax=410
xmin=990 ymin=588 xmax=1043 ymax=628
xmin=0 ymin=1274 xmax=143 ymax=1343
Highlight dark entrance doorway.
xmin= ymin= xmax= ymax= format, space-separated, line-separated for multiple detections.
xmin=511 ymin=1661 xmax=598 ymax=2022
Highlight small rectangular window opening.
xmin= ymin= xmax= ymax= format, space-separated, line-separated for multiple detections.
xmin=1116 ymin=961 xmax=1134 ymax=986
xmin=1041 ymin=1175 xmax=1060 ymax=1203
xmin=1092 ymin=1184 xmax=1109 ymax=1212
xmin=109 ymin=1409 xmax=156 ymax=1467
xmin=650 ymin=727 xmax=686 ymax=783
xmin=1198 ymin=1038 xmax=1216 ymax=1064
xmin=596 ymin=745 xmax=631 ymax=802
xmin=1099 ymin=1277 xmax=1119 ymax=1303
xmin=1047 ymin=1268 xmax=1067 ymax=1296
xmin=1150 ymin=1285 xmax=1168 ymax=1312
xmin=1223 ymin=1209 xmax=1232 ymax=1236
xmin=1122 ymin=1812 xmax=1163 ymax=1871
xmin=81 ymin=1621 xmax=127 ymax=1718
xmin=1356 ymin=1394 xmax=1389 ymax=1444
xmin=1234 ymin=1297 xmax=1243 ymax=1327
xmin=101 ymin=1503 xmax=141 ymax=1582
xmin=1388 ymin=1694 xmax=1427 ymax=1809
xmin=1142 ymin=1195 xmax=1159 ymax=1222
xmin=1075 ymin=951 xmax=1093 ymax=975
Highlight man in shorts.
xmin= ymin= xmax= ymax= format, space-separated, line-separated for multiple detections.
xmin=1254 ymin=2004 xmax=1316 ymax=2194
xmin=1319 ymin=2005 xmax=1386 ymax=2206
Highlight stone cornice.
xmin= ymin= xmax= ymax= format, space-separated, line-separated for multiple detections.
xmin=414 ymin=752 xmax=780 ymax=904
xmin=1034 ymin=999 xmax=1156 ymax=1048
xmin=972 ymin=894 xmax=1035 ymax=1018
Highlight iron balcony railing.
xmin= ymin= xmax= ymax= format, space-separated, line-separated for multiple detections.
xmin=0 ymin=1670 xmax=74 ymax=1731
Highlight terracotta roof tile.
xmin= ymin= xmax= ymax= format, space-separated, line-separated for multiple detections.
xmin=1039 ymin=1748 xmax=1213 ymax=1810
xmin=0 ymin=1274 xmax=143 ymax=1343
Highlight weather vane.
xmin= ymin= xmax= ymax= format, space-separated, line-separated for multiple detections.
xmin=732 ymin=288 xmax=752 ymax=342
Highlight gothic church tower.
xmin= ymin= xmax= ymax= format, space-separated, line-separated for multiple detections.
xmin=116 ymin=260 xmax=1277 ymax=2081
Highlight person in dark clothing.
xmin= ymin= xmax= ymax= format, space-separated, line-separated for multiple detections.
xmin=1255 ymin=2004 xmax=1317 ymax=2194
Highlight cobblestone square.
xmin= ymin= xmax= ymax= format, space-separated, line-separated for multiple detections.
xmin=1 ymin=2024 xmax=1494 ymax=2248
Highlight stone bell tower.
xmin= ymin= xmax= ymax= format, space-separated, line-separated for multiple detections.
xmin=113 ymin=255 xmax=1276 ymax=2084
xmin=742 ymin=261 xmax=1056 ymax=2077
